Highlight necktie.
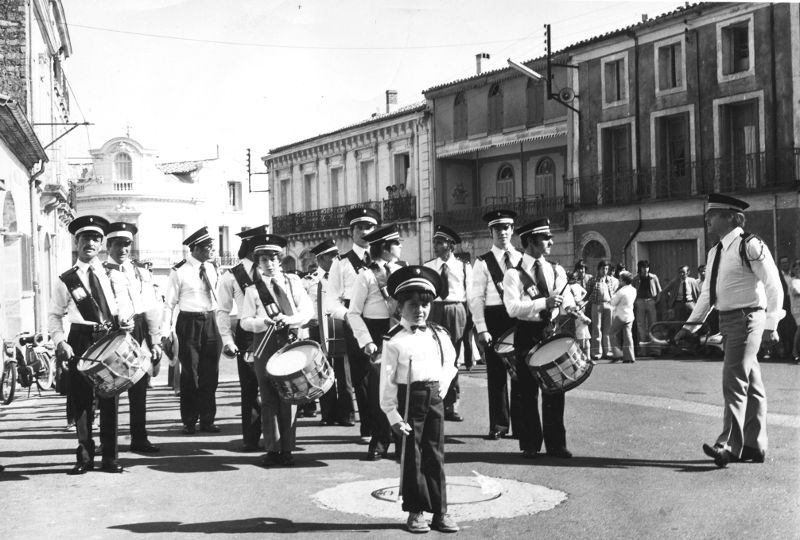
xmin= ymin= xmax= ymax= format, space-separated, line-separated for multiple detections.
xmin=411 ymin=325 xmax=427 ymax=333
xmin=87 ymin=266 xmax=113 ymax=323
xmin=271 ymin=278 xmax=295 ymax=315
xmin=323 ymin=271 xmax=329 ymax=280
xmin=363 ymin=252 xmax=371 ymax=265
xmin=440 ymin=263 xmax=450 ymax=300
xmin=709 ymin=243 xmax=722 ymax=306
xmin=503 ymin=251 xmax=512 ymax=270
xmin=679 ymin=280 xmax=686 ymax=302
xmin=534 ymin=260 xmax=549 ymax=296
xmin=199 ymin=264 xmax=217 ymax=304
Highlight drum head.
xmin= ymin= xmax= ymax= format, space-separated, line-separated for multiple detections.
xmin=268 ymin=341 xmax=320 ymax=376
xmin=493 ymin=327 xmax=516 ymax=354
xmin=80 ymin=331 xmax=128 ymax=365
xmin=527 ymin=335 xmax=575 ymax=367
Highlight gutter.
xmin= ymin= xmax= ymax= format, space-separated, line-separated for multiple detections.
xmin=30 ymin=161 xmax=46 ymax=332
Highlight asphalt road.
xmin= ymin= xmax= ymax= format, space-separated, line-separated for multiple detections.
xmin=1 ymin=356 xmax=799 ymax=539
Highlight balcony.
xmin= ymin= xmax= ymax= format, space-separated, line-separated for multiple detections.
xmin=273 ymin=196 xmax=416 ymax=236
xmin=565 ymin=149 xmax=799 ymax=208
xmin=434 ymin=195 xmax=567 ymax=233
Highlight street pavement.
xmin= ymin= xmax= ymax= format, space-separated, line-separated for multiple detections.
xmin=1 ymin=355 xmax=799 ymax=539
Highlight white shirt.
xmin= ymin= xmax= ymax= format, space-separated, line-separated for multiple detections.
xmin=610 ymin=284 xmax=637 ymax=323
xmin=239 ymin=272 xmax=313 ymax=333
xmin=327 ymin=244 xmax=369 ymax=320
xmin=379 ymin=319 xmax=458 ymax=426
xmin=215 ymin=258 xmax=256 ymax=348
xmin=502 ymin=253 xmax=574 ymax=322
xmin=686 ymin=227 xmax=785 ymax=331
xmin=47 ymin=258 xmax=133 ymax=346
xmin=107 ymin=258 xmax=162 ymax=341
xmin=468 ymin=245 xmax=522 ymax=333
xmin=302 ymin=267 xmax=330 ymax=325
xmin=164 ymin=255 xmax=219 ymax=320
xmin=424 ymin=253 xmax=473 ymax=303
xmin=347 ymin=261 xmax=401 ymax=348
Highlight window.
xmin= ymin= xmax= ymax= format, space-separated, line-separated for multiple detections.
xmin=330 ymin=167 xmax=341 ymax=207
xmin=534 ymin=157 xmax=556 ymax=198
xmin=488 ymin=84 xmax=503 ymax=134
xmin=170 ymin=224 xmax=185 ymax=259
xmin=526 ymin=79 xmax=544 ymax=126
xmin=227 ymin=181 xmax=242 ymax=210
xmin=655 ymin=113 xmax=691 ymax=197
xmin=303 ymin=173 xmax=315 ymax=210
xmin=717 ymin=15 xmax=754 ymax=81
xmin=393 ymin=153 xmax=410 ymax=189
xmin=657 ymin=42 xmax=683 ymax=91
xmin=114 ymin=152 xmax=132 ymax=181
xmin=453 ymin=92 xmax=467 ymax=140
xmin=602 ymin=124 xmax=632 ymax=174
xmin=720 ymin=99 xmax=761 ymax=189
xmin=496 ymin=164 xmax=514 ymax=202
xmin=360 ymin=161 xmax=374 ymax=201
xmin=218 ymin=226 xmax=229 ymax=257
xmin=279 ymin=179 xmax=289 ymax=215
xmin=602 ymin=53 xmax=628 ymax=106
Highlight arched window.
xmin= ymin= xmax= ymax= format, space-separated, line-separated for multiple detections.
xmin=534 ymin=157 xmax=556 ymax=198
xmin=582 ymin=240 xmax=608 ymax=275
xmin=527 ymin=79 xmax=544 ymax=126
xmin=114 ymin=152 xmax=132 ymax=181
xmin=488 ymin=84 xmax=503 ymax=134
xmin=453 ymin=92 xmax=467 ymax=141
xmin=496 ymin=164 xmax=514 ymax=202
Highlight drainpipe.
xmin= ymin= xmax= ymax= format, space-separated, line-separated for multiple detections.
xmin=622 ymin=207 xmax=643 ymax=268
xmin=29 ymin=160 xmax=46 ymax=332
xmin=628 ymin=30 xmax=642 ymax=196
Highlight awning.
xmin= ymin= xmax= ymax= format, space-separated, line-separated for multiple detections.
xmin=0 ymin=96 xmax=48 ymax=170
xmin=437 ymin=124 xmax=567 ymax=158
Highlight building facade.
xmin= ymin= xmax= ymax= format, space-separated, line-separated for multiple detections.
xmin=263 ymin=96 xmax=430 ymax=270
xmin=72 ymin=136 xmax=269 ymax=285
xmin=0 ymin=0 xmax=75 ymax=337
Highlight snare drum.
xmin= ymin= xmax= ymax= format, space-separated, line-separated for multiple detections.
xmin=319 ymin=316 xmax=347 ymax=357
xmin=525 ymin=334 xmax=593 ymax=394
xmin=77 ymin=331 xmax=150 ymax=398
xmin=493 ymin=327 xmax=518 ymax=379
xmin=266 ymin=340 xmax=334 ymax=404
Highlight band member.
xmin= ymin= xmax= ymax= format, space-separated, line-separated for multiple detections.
xmin=164 ymin=226 xmax=222 ymax=435
xmin=104 ymin=222 xmax=162 ymax=453
xmin=676 ymin=194 xmax=784 ymax=467
xmin=502 ymin=218 xmax=576 ymax=458
xmin=216 ymin=225 xmax=269 ymax=451
xmin=347 ymin=224 xmax=403 ymax=460
xmin=303 ymin=238 xmax=354 ymax=426
xmin=587 ymin=260 xmax=618 ymax=359
xmin=240 ymin=234 xmax=313 ymax=466
xmin=48 ymin=215 xmax=134 ymax=474
xmin=424 ymin=224 xmax=472 ymax=422
xmin=468 ymin=209 xmax=522 ymax=440
xmin=327 ymin=207 xmax=381 ymax=437
xmin=380 ymin=265 xmax=459 ymax=533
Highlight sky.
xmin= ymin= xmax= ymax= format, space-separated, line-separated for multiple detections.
xmin=61 ymin=0 xmax=686 ymax=166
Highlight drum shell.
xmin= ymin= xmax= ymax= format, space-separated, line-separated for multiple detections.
xmin=266 ymin=340 xmax=334 ymax=405
xmin=324 ymin=318 xmax=347 ymax=357
xmin=493 ymin=327 xmax=516 ymax=364
xmin=525 ymin=334 xmax=593 ymax=394
xmin=77 ymin=331 xmax=149 ymax=398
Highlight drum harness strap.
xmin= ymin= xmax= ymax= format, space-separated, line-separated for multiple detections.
xmin=478 ymin=251 xmax=507 ymax=299
xmin=343 ymin=250 xmax=367 ymax=274
xmin=514 ymin=259 xmax=558 ymax=322
xmin=231 ymin=263 xmax=254 ymax=294
xmin=59 ymin=267 xmax=111 ymax=329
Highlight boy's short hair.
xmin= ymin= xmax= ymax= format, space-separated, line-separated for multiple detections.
xmin=395 ymin=290 xmax=436 ymax=306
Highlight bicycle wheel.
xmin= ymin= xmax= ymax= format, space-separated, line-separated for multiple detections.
xmin=36 ymin=353 xmax=55 ymax=391
xmin=1 ymin=362 xmax=16 ymax=404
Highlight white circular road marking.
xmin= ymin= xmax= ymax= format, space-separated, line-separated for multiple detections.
xmin=312 ymin=472 xmax=567 ymax=521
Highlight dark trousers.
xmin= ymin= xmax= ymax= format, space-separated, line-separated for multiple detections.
xmin=398 ymin=381 xmax=446 ymax=514
xmin=234 ymin=322 xmax=262 ymax=447
xmin=430 ymin=302 xmax=467 ymax=414
xmin=512 ymin=320 xmax=566 ymax=453
xmin=309 ymin=325 xmax=354 ymax=424
xmin=484 ymin=305 xmax=515 ymax=433
xmin=360 ymin=318 xmax=392 ymax=453
xmin=176 ymin=311 xmax=221 ymax=427
xmin=345 ymin=319 xmax=372 ymax=437
xmin=128 ymin=314 xmax=150 ymax=445
xmin=67 ymin=325 xmax=118 ymax=465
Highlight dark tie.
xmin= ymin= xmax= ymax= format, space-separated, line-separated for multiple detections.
xmin=87 ymin=266 xmax=113 ymax=323
xmin=363 ymin=252 xmax=371 ymax=266
xmin=411 ymin=325 xmax=427 ymax=333
xmin=679 ymin=280 xmax=686 ymax=302
xmin=251 ymin=265 xmax=260 ymax=282
xmin=384 ymin=263 xmax=392 ymax=276
xmin=534 ymin=260 xmax=549 ymax=296
xmin=440 ymin=263 xmax=450 ymax=300
xmin=503 ymin=252 xmax=512 ymax=270
xmin=271 ymin=278 xmax=295 ymax=315
xmin=199 ymin=264 xmax=217 ymax=303
xmin=709 ymin=243 xmax=722 ymax=306
xmin=323 ymin=271 xmax=329 ymax=280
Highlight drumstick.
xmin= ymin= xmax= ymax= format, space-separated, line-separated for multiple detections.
xmin=396 ymin=355 xmax=413 ymax=503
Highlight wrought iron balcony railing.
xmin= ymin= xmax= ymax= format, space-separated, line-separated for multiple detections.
xmin=434 ymin=195 xmax=567 ymax=233
xmin=273 ymin=196 xmax=415 ymax=235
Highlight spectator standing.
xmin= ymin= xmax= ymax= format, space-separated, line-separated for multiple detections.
xmin=587 ymin=260 xmax=618 ymax=359
xmin=609 ymin=271 xmax=637 ymax=363
xmin=789 ymin=259 xmax=800 ymax=363
xmin=631 ymin=260 xmax=661 ymax=346
xmin=662 ymin=265 xmax=701 ymax=321
xmin=777 ymin=256 xmax=797 ymax=360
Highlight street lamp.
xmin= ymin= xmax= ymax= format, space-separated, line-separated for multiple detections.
xmin=506 ymin=58 xmax=544 ymax=81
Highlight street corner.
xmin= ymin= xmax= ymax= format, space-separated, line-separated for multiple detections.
xmin=312 ymin=471 xmax=567 ymax=521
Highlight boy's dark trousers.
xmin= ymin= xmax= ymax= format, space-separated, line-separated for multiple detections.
xmin=398 ymin=381 xmax=447 ymax=514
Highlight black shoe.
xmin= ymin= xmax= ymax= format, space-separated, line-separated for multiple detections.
xmin=740 ymin=446 xmax=766 ymax=463
xmin=337 ymin=419 xmax=356 ymax=427
xmin=702 ymin=443 xmax=735 ymax=468
xmin=522 ymin=449 xmax=538 ymax=459
xmin=240 ymin=443 xmax=263 ymax=453
xmin=547 ymin=447 xmax=573 ymax=458
xmin=183 ymin=425 xmax=196 ymax=435
xmin=485 ymin=429 xmax=508 ymax=441
xmin=199 ymin=424 xmax=221 ymax=433
xmin=280 ymin=452 xmax=295 ymax=466
xmin=319 ymin=419 xmax=336 ymax=426
xmin=130 ymin=441 xmax=160 ymax=453
xmin=260 ymin=451 xmax=281 ymax=467
xmin=366 ymin=450 xmax=384 ymax=461
xmin=68 ymin=461 xmax=94 ymax=475
xmin=445 ymin=412 xmax=464 ymax=422
xmin=100 ymin=460 xmax=124 ymax=473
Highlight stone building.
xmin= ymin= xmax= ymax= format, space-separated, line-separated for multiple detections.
xmin=0 ymin=0 xmax=75 ymax=337
xmin=72 ymin=136 xmax=269 ymax=285
xmin=263 ymin=93 xmax=430 ymax=270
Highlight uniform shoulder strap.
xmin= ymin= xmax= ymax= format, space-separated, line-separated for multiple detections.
xmin=382 ymin=323 xmax=404 ymax=341
xmin=345 ymin=250 xmax=365 ymax=272
xmin=480 ymin=251 xmax=506 ymax=298
xmin=230 ymin=263 xmax=253 ymax=292
xmin=738 ymin=231 xmax=763 ymax=272
xmin=59 ymin=266 xmax=104 ymax=323
xmin=428 ymin=321 xmax=451 ymax=339
xmin=172 ymin=259 xmax=186 ymax=270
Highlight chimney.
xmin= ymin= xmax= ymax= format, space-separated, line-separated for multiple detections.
xmin=385 ymin=90 xmax=398 ymax=114
xmin=641 ymin=13 xmax=648 ymax=23
xmin=476 ymin=52 xmax=490 ymax=75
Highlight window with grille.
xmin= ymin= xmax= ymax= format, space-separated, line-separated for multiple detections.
xmin=657 ymin=42 xmax=683 ymax=91
xmin=114 ymin=153 xmax=132 ymax=181
xmin=227 ymin=181 xmax=242 ymax=210
xmin=534 ymin=157 xmax=556 ymax=198
xmin=496 ymin=164 xmax=514 ymax=202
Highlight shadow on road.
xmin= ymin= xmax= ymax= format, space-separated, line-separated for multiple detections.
xmin=109 ymin=517 xmax=399 ymax=534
